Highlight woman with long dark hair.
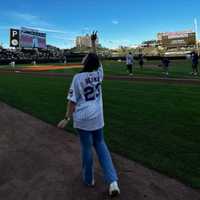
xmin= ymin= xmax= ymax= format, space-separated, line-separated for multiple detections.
xmin=58 ymin=32 xmax=120 ymax=197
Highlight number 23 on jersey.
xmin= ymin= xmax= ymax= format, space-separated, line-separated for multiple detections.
xmin=84 ymin=83 xmax=101 ymax=101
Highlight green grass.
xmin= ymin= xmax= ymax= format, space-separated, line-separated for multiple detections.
xmin=1 ymin=59 xmax=200 ymax=79
xmin=0 ymin=73 xmax=200 ymax=188
xmin=102 ymin=59 xmax=200 ymax=78
xmin=46 ymin=59 xmax=200 ymax=79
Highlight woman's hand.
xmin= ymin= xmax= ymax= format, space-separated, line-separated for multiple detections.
xmin=57 ymin=119 xmax=69 ymax=129
xmin=91 ymin=31 xmax=98 ymax=53
xmin=91 ymin=31 xmax=98 ymax=42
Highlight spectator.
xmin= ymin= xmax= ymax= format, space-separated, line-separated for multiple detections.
xmin=0 ymin=48 xmax=65 ymax=64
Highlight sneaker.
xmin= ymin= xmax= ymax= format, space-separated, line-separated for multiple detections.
xmin=85 ymin=179 xmax=95 ymax=187
xmin=194 ymin=72 xmax=198 ymax=76
xmin=129 ymin=73 xmax=133 ymax=76
xmin=109 ymin=181 xmax=120 ymax=197
xmin=91 ymin=179 xmax=95 ymax=187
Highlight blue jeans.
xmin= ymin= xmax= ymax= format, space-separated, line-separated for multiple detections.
xmin=77 ymin=128 xmax=118 ymax=185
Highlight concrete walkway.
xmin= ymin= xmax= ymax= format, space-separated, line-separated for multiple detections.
xmin=0 ymin=102 xmax=199 ymax=200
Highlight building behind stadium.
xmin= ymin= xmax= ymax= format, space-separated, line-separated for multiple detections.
xmin=76 ymin=34 xmax=99 ymax=48
xmin=157 ymin=30 xmax=196 ymax=48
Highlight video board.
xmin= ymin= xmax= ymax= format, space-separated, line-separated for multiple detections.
xmin=10 ymin=27 xmax=46 ymax=48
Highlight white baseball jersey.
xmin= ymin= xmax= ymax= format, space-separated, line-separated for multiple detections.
xmin=67 ymin=65 xmax=104 ymax=131
xmin=126 ymin=54 xmax=134 ymax=65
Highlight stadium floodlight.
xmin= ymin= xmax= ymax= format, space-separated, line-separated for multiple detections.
xmin=194 ymin=18 xmax=198 ymax=50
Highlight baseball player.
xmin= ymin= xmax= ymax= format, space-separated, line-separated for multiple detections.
xmin=57 ymin=32 xmax=120 ymax=197
xmin=10 ymin=55 xmax=15 ymax=72
xmin=161 ymin=57 xmax=170 ymax=76
xmin=138 ymin=53 xmax=144 ymax=70
xmin=126 ymin=52 xmax=134 ymax=75
xmin=191 ymin=51 xmax=199 ymax=76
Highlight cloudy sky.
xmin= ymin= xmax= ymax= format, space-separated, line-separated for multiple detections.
xmin=0 ymin=0 xmax=199 ymax=48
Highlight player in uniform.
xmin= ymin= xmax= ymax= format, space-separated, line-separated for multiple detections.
xmin=138 ymin=53 xmax=144 ymax=70
xmin=161 ymin=57 xmax=170 ymax=76
xmin=10 ymin=55 xmax=15 ymax=72
xmin=191 ymin=51 xmax=199 ymax=76
xmin=126 ymin=52 xmax=134 ymax=75
xmin=57 ymin=32 xmax=120 ymax=197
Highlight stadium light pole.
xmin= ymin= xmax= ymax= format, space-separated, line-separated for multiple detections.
xmin=194 ymin=18 xmax=198 ymax=51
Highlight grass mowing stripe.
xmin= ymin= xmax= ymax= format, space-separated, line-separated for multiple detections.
xmin=0 ymin=73 xmax=200 ymax=188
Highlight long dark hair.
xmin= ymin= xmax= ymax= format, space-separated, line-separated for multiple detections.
xmin=81 ymin=53 xmax=100 ymax=72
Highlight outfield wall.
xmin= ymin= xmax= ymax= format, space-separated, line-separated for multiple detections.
xmin=0 ymin=59 xmax=62 ymax=65
xmin=0 ymin=53 xmax=87 ymax=65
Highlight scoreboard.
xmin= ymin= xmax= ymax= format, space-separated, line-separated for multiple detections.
xmin=10 ymin=27 xmax=46 ymax=49
xmin=157 ymin=30 xmax=196 ymax=48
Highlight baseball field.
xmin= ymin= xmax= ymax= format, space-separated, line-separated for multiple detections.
xmin=1 ymin=59 xmax=200 ymax=79
xmin=0 ymin=59 xmax=200 ymax=190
